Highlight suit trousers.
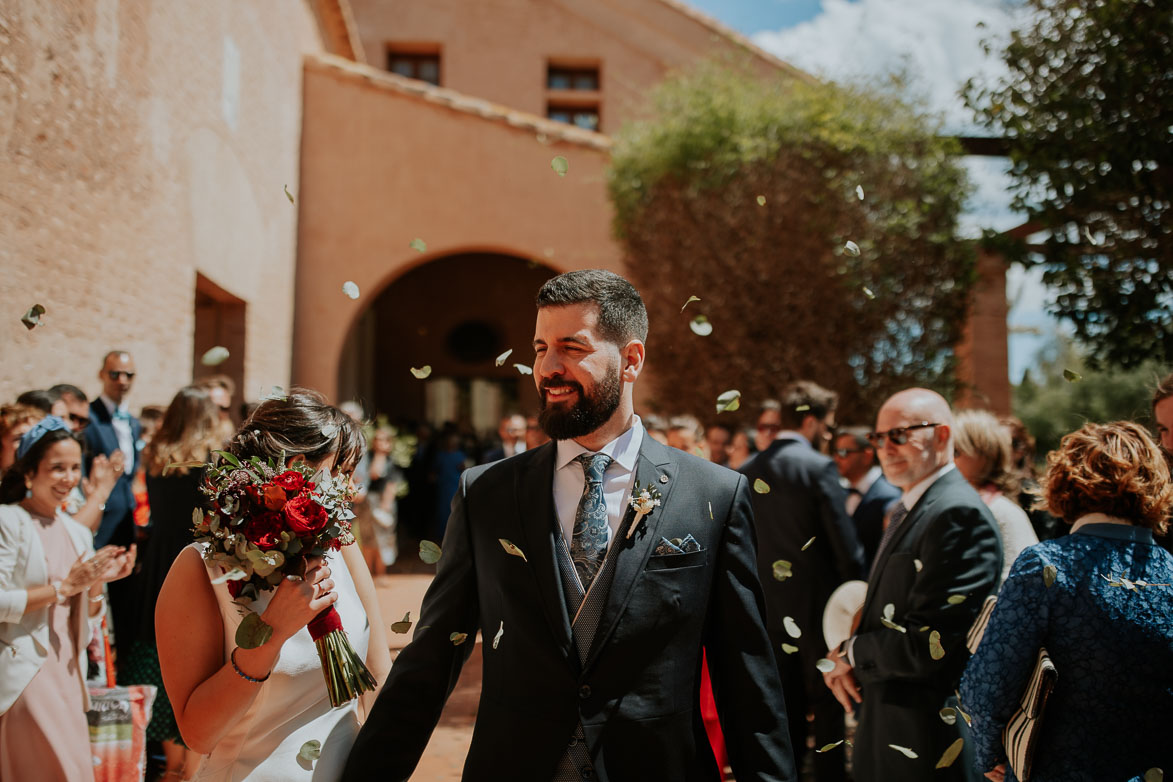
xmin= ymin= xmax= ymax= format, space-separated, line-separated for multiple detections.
xmin=769 ymin=628 xmax=846 ymax=782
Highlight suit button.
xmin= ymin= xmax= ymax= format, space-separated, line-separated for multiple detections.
xmin=579 ymin=684 xmax=591 ymax=699
xmin=568 ymin=735 xmax=578 ymax=747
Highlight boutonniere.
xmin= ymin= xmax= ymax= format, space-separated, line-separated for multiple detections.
xmin=626 ymin=483 xmax=663 ymax=539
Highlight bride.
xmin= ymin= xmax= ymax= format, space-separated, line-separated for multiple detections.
xmin=156 ymin=391 xmax=391 ymax=781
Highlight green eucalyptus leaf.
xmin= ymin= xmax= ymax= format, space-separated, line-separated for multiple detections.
xmin=783 ymin=616 xmax=801 ymax=639
xmin=21 ymin=303 xmax=46 ymax=330
xmin=450 ymin=631 xmax=469 ymax=646
xmin=494 ymin=348 xmax=513 ymax=366
xmin=390 ymin=612 xmax=413 ymax=634
xmin=499 ymin=539 xmax=527 ymax=562
xmin=550 ymin=155 xmax=569 ymax=176
xmin=201 ymin=346 xmax=230 ymax=366
xmin=780 ymin=643 xmax=799 ymax=655
xmin=419 ymin=540 xmax=442 ymax=564
xmin=409 ymin=238 xmax=427 ymax=253
xmin=929 ymin=630 xmax=945 ymax=660
xmin=514 ymin=363 xmax=533 ymax=375
xmin=235 ymin=612 xmax=273 ymax=650
xmin=889 ymin=744 xmax=918 ymax=759
xmin=816 ymin=740 xmax=844 ymax=753
xmin=1062 ymin=368 xmax=1082 ymax=382
xmin=680 ymin=295 xmax=701 ymax=312
xmin=410 ymin=366 xmax=432 ymax=379
xmin=492 ymin=620 xmax=504 ymax=650
xmin=342 ymin=281 xmax=360 ymax=300
xmin=689 ymin=315 xmax=713 ymax=336
xmin=946 ymin=594 xmax=967 ymax=605
xmin=939 ymin=707 xmax=957 ymax=725
xmin=284 ymin=185 xmax=295 ymax=204
xmin=1043 ymin=565 xmax=1057 ymax=587
xmin=771 ymin=560 xmax=793 ymax=582
xmin=753 ymin=478 xmax=771 ymax=494
xmin=815 ymin=658 xmax=835 ymax=673
xmin=935 ymin=738 xmax=964 ymax=769
xmin=756 ymin=195 xmax=766 ymax=206
xmin=213 ymin=450 xmax=242 ymax=469
xmin=801 ymin=537 xmax=815 ymax=551
xmin=716 ymin=389 xmax=741 ymax=413
xmin=297 ymin=739 xmax=319 ymax=768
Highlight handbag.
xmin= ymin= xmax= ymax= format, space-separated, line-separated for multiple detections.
xmin=966 ymin=596 xmax=1058 ymax=782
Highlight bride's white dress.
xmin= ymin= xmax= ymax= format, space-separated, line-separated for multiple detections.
xmin=190 ymin=544 xmax=371 ymax=782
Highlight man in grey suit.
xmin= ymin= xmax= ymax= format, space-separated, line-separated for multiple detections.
xmin=344 ymin=270 xmax=794 ymax=781
xmin=740 ymin=380 xmax=864 ymax=781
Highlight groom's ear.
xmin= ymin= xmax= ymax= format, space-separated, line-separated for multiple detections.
xmin=621 ymin=340 xmax=645 ymax=382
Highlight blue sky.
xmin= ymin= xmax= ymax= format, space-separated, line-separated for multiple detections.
xmin=685 ymin=0 xmax=1052 ymax=382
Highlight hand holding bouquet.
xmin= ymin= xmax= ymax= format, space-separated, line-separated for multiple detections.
xmin=193 ymin=450 xmax=377 ymax=706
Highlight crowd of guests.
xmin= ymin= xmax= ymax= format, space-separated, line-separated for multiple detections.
xmin=0 ymin=345 xmax=1170 ymax=781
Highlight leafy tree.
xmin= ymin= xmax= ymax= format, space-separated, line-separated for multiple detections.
xmin=964 ymin=0 xmax=1173 ymax=368
xmin=608 ymin=62 xmax=975 ymax=424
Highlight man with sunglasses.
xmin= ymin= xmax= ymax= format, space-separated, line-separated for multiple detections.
xmin=831 ymin=427 xmax=900 ymax=569
xmin=740 ymin=380 xmax=864 ymax=782
xmin=84 ymin=351 xmax=142 ymax=652
xmin=821 ymin=388 xmax=1001 ymax=782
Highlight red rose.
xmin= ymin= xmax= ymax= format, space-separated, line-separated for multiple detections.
xmin=263 ymin=484 xmax=288 ymax=511
xmin=284 ymin=494 xmax=329 ymax=536
xmin=272 ymin=470 xmax=306 ymax=493
xmin=243 ymin=511 xmax=285 ymax=550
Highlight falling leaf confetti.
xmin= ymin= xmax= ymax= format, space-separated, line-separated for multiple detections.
xmin=551 ymin=155 xmax=569 ymax=176
xmin=201 ymin=346 xmax=230 ymax=366
xmin=342 ymin=281 xmax=360 ymax=300
xmin=939 ymin=707 xmax=957 ymax=725
xmin=409 ymin=238 xmax=427 ymax=253
xmin=881 ymin=617 xmax=907 ymax=633
xmin=914 ymin=559 xmax=924 ymax=572
xmin=936 ymin=738 xmax=964 ymax=769
xmin=235 ymin=612 xmax=274 ymax=650
xmin=708 ymin=501 xmax=714 ymax=520
xmin=883 ymin=603 xmax=896 ymax=620
xmin=689 ymin=315 xmax=713 ymax=336
xmin=419 ymin=540 xmax=442 ymax=564
xmin=514 ymin=363 xmax=533 ymax=375
xmin=450 ymin=632 xmax=469 ymax=646
xmin=802 ymin=537 xmax=816 ymax=551
xmin=495 ymin=348 xmax=513 ymax=366
xmin=499 ymin=539 xmax=527 ymax=562
xmin=889 ymin=744 xmax=919 ymax=759
xmin=844 ymin=240 xmax=861 ymax=257
xmin=21 ymin=304 xmax=45 ymax=330
xmin=772 ymin=560 xmax=793 ymax=582
xmin=816 ymin=740 xmax=845 ymax=753
xmin=862 ymin=286 xmax=876 ymax=299
xmin=1143 ymin=769 xmax=1163 ymax=782
xmin=492 ymin=621 xmax=504 ymax=649
xmin=783 ymin=616 xmax=801 ymax=639
xmin=390 ymin=612 xmax=413 ymax=634
xmin=716 ymin=389 xmax=741 ymax=413
xmin=1063 ymin=368 xmax=1082 ymax=382
xmin=781 ymin=643 xmax=799 ymax=655
xmin=756 ymin=195 xmax=766 ymax=206
xmin=410 ymin=366 xmax=432 ymax=379
xmin=929 ymin=630 xmax=945 ymax=660
xmin=946 ymin=594 xmax=967 ymax=605
xmin=1043 ymin=565 xmax=1057 ymax=587
xmin=815 ymin=658 xmax=836 ymax=673
xmin=856 ymin=185 xmax=865 ymax=200
xmin=284 ymin=185 xmax=295 ymax=204
xmin=753 ymin=478 xmax=770 ymax=494
xmin=680 ymin=295 xmax=701 ymax=312
xmin=297 ymin=739 xmax=320 ymax=765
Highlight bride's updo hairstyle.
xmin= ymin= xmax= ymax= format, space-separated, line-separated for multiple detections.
xmin=229 ymin=389 xmax=364 ymax=474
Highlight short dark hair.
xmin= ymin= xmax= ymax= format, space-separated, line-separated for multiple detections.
xmin=49 ymin=384 xmax=87 ymax=402
xmin=778 ymin=380 xmax=838 ymax=429
xmin=1154 ymin=373 xmax=1173 ymax=410
xmin=536 ymin=269 xmax=648 ymax=345
xmin=835 ymin=426 xmax=872 ymax=450
xmin=15 ymin=389 xmax=60 ymax=414
xmin=0 ymin=428 xmax=80 ymax=505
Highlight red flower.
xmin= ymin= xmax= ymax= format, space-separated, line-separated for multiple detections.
xmin=263 ymin=484 xmax=288 ymax=511
xmin=243 ymin=511 xmax=285 ymax=550
xmin=272 ymin=470 xmax=306 ymax=493
xmin=284 ymin=494 xmax=329 ymax=536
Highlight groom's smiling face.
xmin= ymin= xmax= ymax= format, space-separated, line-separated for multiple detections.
xmin=533 ymin=302 xmax=623 ymax=441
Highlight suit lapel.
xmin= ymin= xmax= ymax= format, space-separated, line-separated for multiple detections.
xmin=512 ymin=443 xmax=575 ymax=662
xmin=582 ymin=437 xmax=676 ymax=672
xmin=89 ymin=400 xmax=119 ymax=456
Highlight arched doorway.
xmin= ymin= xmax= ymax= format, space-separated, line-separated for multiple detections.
xmin=338 ymin=252 xmax=558 ymax=433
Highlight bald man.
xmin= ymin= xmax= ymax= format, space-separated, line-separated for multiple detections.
xmin=821 ymin=389 xmax=1001 ymax=782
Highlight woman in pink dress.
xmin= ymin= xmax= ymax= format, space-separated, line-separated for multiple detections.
xmin=0 ymin=416 xmax=136 ymax=781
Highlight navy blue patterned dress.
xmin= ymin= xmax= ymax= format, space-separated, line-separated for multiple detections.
xmin=960 ymin=522 xmax=1173 ymax=781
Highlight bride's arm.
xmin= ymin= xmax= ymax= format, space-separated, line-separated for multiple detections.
xmin=339 ymin=542 xmax=392 ymax=717
xmin=156 ymin=547 xmax=338 ymax=754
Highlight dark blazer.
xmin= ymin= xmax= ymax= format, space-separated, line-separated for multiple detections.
xmin=83 ymin=399 xmax=140 ymax=549
xmin=850 ymin=468 xmax=1002 ymax=782
xmin=739 ymin=438 xmax=865 ymax=640
xmin=344 ymin=435 xmax=795 ymax=782
xmin=851 ymin=473 xmax=901 ymax=569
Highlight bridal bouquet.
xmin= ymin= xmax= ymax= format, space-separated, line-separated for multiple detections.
xmin=193 ymin=450 xmax=377 ymax=706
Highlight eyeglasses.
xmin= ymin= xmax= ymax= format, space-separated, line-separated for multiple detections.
xmin=757 ymin=422 xmax=783 ymax=433
xmin=69 ymin=413 xmax=90 ymax=430
xmin=106 ymin=370 xmax=135 ymax=381
xmin=832 ymin=447 xmax=866 ymax=457
xmin=866 ymin=422 xmax=941 ymax=448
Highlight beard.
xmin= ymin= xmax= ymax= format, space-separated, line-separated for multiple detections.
xmin=538 ymin=362 xmax=622 ymax=441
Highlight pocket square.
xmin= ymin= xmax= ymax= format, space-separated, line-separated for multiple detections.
xmin=653 ymin=534 xmax=702 ymax=556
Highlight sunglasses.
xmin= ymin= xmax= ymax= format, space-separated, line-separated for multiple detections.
xmin=832 ymin=447 xmax=866 ymax=457
xmin=866 ymin=422 xmax=941 ymax=448
xmin=69 ymin=413 xmax=90 ymax=430
xmin=107 ymin=370 xmax=136 ymax=381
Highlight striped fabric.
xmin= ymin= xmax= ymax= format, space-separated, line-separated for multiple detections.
xmin=1002 ymin=647 xmax=1057 ymax=781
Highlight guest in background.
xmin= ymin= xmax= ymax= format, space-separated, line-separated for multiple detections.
xmin=366 ymin=425 xmax=404 ymax=572
xmin=120 ymin=387 xmax=221 ymax=780
xmin=726 ymin=427 xmax=756 ymax=471
xmin=755 ymin=398 xmax=783 ymax=452
xmin=953 ymin=409 xmax=1039 ymax=582
xmin=961 ymin=421 xmax=1173 ymax=781
xmin=1001 ymin=415 xmax=1062 ymax=541
xmin=1154 ymin=372 xmax=1173 ymax=454
xmin=480 ymin=413 xmax=528 ymax=464
xmin=642 ymin=413 xmax=669 ymax=445
xmin=666 ymin=414 xmax=703 ymax=457
xmin=193 ymin=375 xmax=237 ymax=448
xmin=49 ymin=384 xmax=91 ymax=433
xmin=704 ymin=422 xmax=733 ymax=466
xmin=0 ymin=403 xmax=44 ymax=477
xmin=0 ymin=417 xmax=135 ymax=781
xmin=831 ymin=426 xmax=900 ymax=570
xmin=524 ymin=415 xmax=549 ymax=451
xmin=15 ymin=388 xmax=68 ymax=419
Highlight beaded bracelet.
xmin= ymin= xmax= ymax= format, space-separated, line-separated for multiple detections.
xmin=230 ymin=647 xmax=271 ymax=683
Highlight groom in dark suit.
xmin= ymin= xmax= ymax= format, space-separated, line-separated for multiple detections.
xmin=821 ymin=389 xmax=1001 ymax=781
xmin=345 ymin=270 xmax=794 ymax=781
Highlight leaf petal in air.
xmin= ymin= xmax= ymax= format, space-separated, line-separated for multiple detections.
xmin=856 ymin=185 xmax=865 ymax=200
xmin=862 ymin=286 xmax=876 ymax=299
xmin=802 ymin=537 xmax=815 ymax=551
xmin=450 ymin=631 xmax=469 ymax=646
xmin=499 ymin=539 xmax=527 ymax=562
xmin=783 ymin=616 xmax=801 ymax=639
xmin=772 ymin=559 xmax=793 ymax=582
xmin=716 ymin=389 xmax=741 ymax=413
xmin=844 ymin=240 xmax=861 ymax=257
xmin=928 ymin=630 xmax=945 ymax=660
xmin=680 ymin=295 xmax=701 ymax=312
xmin=946 ymin=594 xmax=967 ymax=605
xmin=492 ymin=621 xmax=504 ymax=650
xmin=756 ymin=195 xmax=766 ymax=206
xmin=1143 ymin=769 xmax=1163 ymax=782
xmin=889 ymin=744 xmax=919 ymax=759
xmin=419 ymin=540 xmax=442 ymax=564
xmin=390 ymin=612 xmax=413 ymax=634
xmin=342 ymin=281 xmax=360 ymax=300
xmin=235 ymin=612 xmax=274 ymax=650
xmin=914 ymin=558 xmax=923 ymax=572
xmin=201 ymin=346 xmax=230 ymax=366
xmin=939 ymin=707 xmax=957 ymax=725
xmin=780 ymin=643 xmax=799 ymax=655
xmin=883 ymin=602 xmax=896 ymax=620
xmin=513 ymin=363 xmax=533 ymax=375
xmin=1062 ymin=368 xmax=1082 ymax=382
xmin=689 ymin=315 xmax=713 ymax=336
xmin=495 ymin=348 xmax=513 ymax=366
xmin=410 ymin=366 xmax=432 ymax=379
xmin=21 ymin=304 xmax=46 ymax=330
xmin=935 ymin=738 xmax=964 ymax=769
xmin=297 ymin=739 xmax=320 ymax=769
xmin=284 ymin=185 xmax=295 ymax=204
xmin=815 ymin=658 xmax=836 ymax=673
xmin=1043 ymin=565 xmax=1057 ymax=587
xmin=753 ymin=478 xmax=771 ymax=494
xmin=550 ymin=155 xmax=569 ymax=176
xmin=881 ymin=616 xmax=907 ymax=633
xmin=409 ymin=238 xmax=427 ymax=253
xmin=816 ymin=740 xmax=845 ymax=753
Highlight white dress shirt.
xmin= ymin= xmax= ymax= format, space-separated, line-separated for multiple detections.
xmin=99 ymin=395 xmax=135 ymax=467
xmin=553 ymin=416 xmax=644 ymax=554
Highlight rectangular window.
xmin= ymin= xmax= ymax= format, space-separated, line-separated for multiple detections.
xmin=547 ymin=66 xmax=599 ymax=91
xmin=387 ymin=48 xmax=441 ymax=86
xmin=546 ymin=62 xmax=601 ymax=131
xmin=546 ymin=105 xmax=600 ymax=132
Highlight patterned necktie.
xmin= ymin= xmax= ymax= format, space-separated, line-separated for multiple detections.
xmin=570 ymin=452 xmax=612 ymax=592
xmin=868 ymin=501 xmax=909 ymax=581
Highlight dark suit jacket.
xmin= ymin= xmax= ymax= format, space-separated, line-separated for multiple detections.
xmin=83 ymin=399 xmax=140 ymax=548
xmin=852 ymin=473 xmax=901 ymax=569
xmin=344 ymin=436 xmax=795 ymax=782
xmin=739 ymin=438 xmax=864 ymax=646
xmin=850 ymin=468 xmax=1002 ymax=782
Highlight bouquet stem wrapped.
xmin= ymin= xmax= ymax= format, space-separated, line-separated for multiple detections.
xmin=308 ymin=606 xmax=377 ymax=707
